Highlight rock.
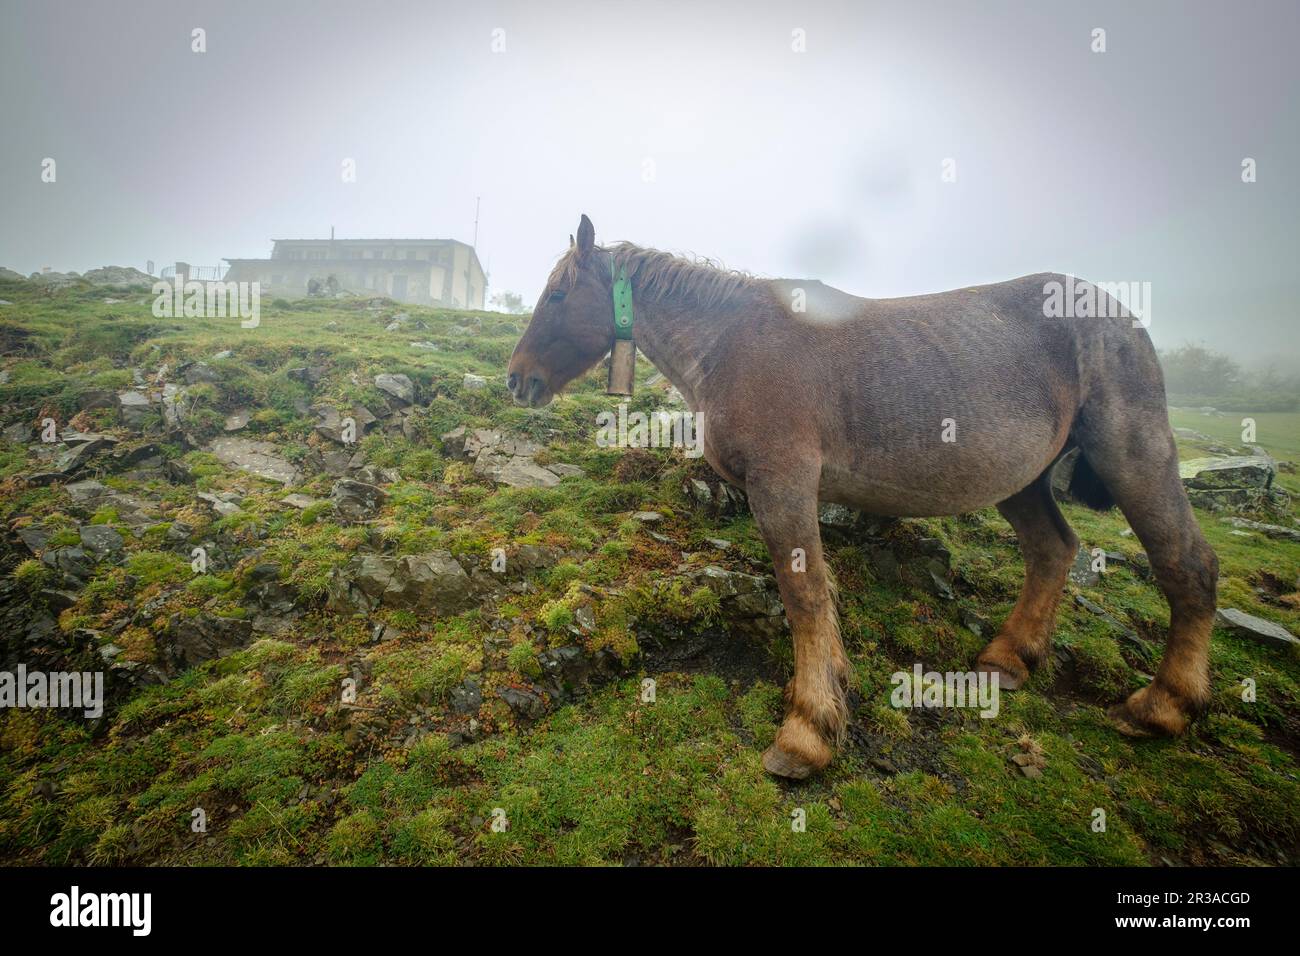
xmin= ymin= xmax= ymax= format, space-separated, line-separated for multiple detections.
xmin=1185 ymin=486 xmax=1287 ymax=513
xmin=462 ymin=373 xmax=488 ymax=390
xmin=440 ymin=426 xmax=578 ymax=488
xmin=313 ymin=405 xmax=346 ymax=443
xmin=162 ymin=613 xmax=254 ymax=671
xmin=117 ymin=389 xmax=153 ymax=427
xmin=243 ymin=565 xmax=298 ymax=620
xmin=224 ymin=408 xmax=252 ymax=432
xmin=687 ymin=479 xmax=713 ymax=508
xmin=921 ymin=558 xmax=956 ymax=600
xmin=197 ymin=492 xmax=242 ymax=518
xmin=1214 ymin=608 xmax=1300 ymax=649
xmin=509 ymin=544 xmax=564 ymax=575
xmin=281 ymin=493 xmax=321 ymax=510
xmin=682 ymin=565 xmax=786 ymax=640
xmin=3 ymin=422 xmax=31 ymax=443
xmin=65 ymin=479 xmax=109 ymax=505
xmin=1179 ymin=456 xmax=1276 ymax=491
xmin=1218 ymin=516 xmax=1300 ymax=542
xmin=443 ymin=427 xmax=538 ymax=461
xmin=287 ymin=366 xmax=320 ymax=384
xmin=351 ymin=404 xmax=379 ymax=432
xmin=351 ymin=465 xmax=400 ymax=486
xmin=111 ymin=442 xmax=163 ymax=473
xmin=959 ymin=607 xmax=992 ymax=637
xmin=684 ymin=477 xmax=749 ymax=517
xmin=313 ymin=404 xmax=376 ymax=444
xmin=496 ymin=685 xmax=547 ymax=721
xmin=330 ymin=479 xmax=387 ymax=521
xmin=182 ymin=362 xmax=221 ymax=385
xmin=916 ymin=537 xmax=952 ymax=568
xmin=1068 ymin=545 xmax=1100 ymax=587
xmin=158 ymin=383 xmax=188 ymax=428
xmin=15 ymin=525 xmax=50 ymax=555
xmin=375 ymin=373 xmax=415 ymax=405
xmin=208 ymin=437 xmax=300 ymax=484
xmin=632 ymin=511 xmax=663 ymax=523
xmin=56 ymin=435 xmax=112 ymax=475
xmin=41 ymin=546 xmax=93 ymax=581
xmin=80 ymin=265 xmax=155 ymax=288
xmin=537 ymin=645 xmax=593 ymax=702
xmin=327 ymin=551 xmax=477 ymax=615
xmin=546 ymin=463 xmax=585 ymax=479
xmin=705 ymin=538 xmax=732 ymax=550
xmin=77 ymin=388 xmax=116 ymax=411
xmin=78 ymin=525 xmax=124 ymax=558
xmin=1074 ymin=594 xmax=1148 ymax=655
xmin=818 ymin=503 xmax=858 ymax=530
xmin=866 ymin=544 xmax=901 ymax=583
xmin=71 ymin=485 xmax=158 ymax=526
xmin=483 ymin=455 xmax=562 ymax=488
xmin=318 ymin=448 xmax=354 ymax=476
xmin=1050 ymin=448 xmax=1081 ymax=501
xmin=26 ymin=434 xmax=117 ymax=483
xmin=450 ymin=678 xmax=483 ymax=715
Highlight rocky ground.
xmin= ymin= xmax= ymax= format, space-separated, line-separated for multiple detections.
xmin=0 ymin=272 xmax=1297 ymax=866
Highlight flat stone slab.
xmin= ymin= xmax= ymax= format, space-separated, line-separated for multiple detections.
xmin=280 ymin=493 xmax=322 ymax=510
xmin=1215 ymin=608 xmax=1299 ymax=648
xmin=1179 ymin=456 xmax=1275 ymax=490
xmin=208 ymin=437 xmax=300 ymax=485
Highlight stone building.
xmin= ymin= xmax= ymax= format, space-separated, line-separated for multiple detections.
xmin=223 ymin=237 xmax=485 ymax=308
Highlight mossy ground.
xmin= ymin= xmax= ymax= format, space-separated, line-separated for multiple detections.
xmin=0 ymin=279 xmax=1297 ymax=866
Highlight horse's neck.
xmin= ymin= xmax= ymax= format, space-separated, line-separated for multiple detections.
xmin=631 ymin=296 xmax=748 ymax=411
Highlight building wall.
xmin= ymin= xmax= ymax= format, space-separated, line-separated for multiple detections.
xmin=225 ymin=239 xmax=484 ymax=308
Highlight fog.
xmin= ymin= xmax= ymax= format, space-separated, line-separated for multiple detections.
xmin=1 ymin=0 xmax=1296 ymax=365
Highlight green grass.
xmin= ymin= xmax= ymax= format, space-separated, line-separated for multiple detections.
xmin=1 ymin=278 xmax=1298 ymax=866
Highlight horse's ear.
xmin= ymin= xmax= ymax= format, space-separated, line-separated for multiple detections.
xmin=575 ymin=214 xmax=595 ymax=261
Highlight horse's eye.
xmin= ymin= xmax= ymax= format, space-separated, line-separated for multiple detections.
xmin=548 ymin=289 xmax=566 ymax=303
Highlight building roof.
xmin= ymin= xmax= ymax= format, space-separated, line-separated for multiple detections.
xmin=227 ymin=238 xmax=483 ymax=276
xmin=270 ymin=238 xmax=470 ymax=245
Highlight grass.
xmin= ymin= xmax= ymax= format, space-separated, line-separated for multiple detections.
xmin=0 ymin=276 xmax=1297 ymax=866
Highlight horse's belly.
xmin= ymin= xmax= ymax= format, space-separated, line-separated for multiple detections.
xmin=818 ymin=453 xmax=1052 ymax=516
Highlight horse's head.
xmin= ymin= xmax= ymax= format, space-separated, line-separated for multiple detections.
xmin=507 ymin=214 xmax=613 ymax=407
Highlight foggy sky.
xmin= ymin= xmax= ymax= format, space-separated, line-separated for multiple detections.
xmin=1 ymin=0 xmax=1297 ymax=365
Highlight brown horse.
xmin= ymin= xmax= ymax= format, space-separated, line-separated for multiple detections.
xmin=508 ymin=215 xmax=1218 ymax=779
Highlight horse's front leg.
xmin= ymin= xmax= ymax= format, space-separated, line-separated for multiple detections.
xmin=745 ymin=467 xmax=851 ymax=779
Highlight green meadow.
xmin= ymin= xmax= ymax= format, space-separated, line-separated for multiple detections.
xmin=0 ymin=278 xmax=1296 ymax=866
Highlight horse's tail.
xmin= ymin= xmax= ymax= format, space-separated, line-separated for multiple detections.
xmin=1065 ymin=449 xmax=1116 ymax=511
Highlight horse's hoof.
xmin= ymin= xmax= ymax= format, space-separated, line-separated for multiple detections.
xmin=1107 ymin=686 xmax=1190 ymax=737
xmin=1107 ymin=703 xmax=1157 ymax=737
xmin=976 ymin=661 xmax=1023 ymax=691
xmin=975 ymin=642 xmax=1029 ymax=691
xmin=762 ymin=744 xmax=817 ymax=779
xmin=762 ymin=716 xmax=833 ymax=780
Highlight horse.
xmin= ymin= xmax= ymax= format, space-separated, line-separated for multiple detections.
xmin=507 ymin=214 xmax=1218 ymax=779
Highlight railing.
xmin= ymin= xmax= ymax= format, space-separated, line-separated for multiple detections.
xmin=160 ymin=264 xmax=228 ymax=281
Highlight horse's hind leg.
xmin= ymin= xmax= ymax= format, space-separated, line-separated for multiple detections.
xmin=977 ymin=470 xmax=1079 ymax=688
xmin=744 ymin=464 xmax=851 ymax=779
xmin=1075 ymin=410 xmax=1218 ymax=735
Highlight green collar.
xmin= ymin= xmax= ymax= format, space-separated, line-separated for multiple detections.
xmin=610 ymin=253 xmax=634 ymax=340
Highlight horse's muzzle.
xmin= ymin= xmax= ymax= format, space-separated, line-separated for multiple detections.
xmin=506 ymin=371 xmax=548 ymax=407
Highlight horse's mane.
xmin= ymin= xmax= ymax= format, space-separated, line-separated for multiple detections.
xmin=547 ymin=242 xmax=760 ymax=308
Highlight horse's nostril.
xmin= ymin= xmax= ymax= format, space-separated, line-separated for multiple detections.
xmin=507 ymin=372 xmax=519 ymax=393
